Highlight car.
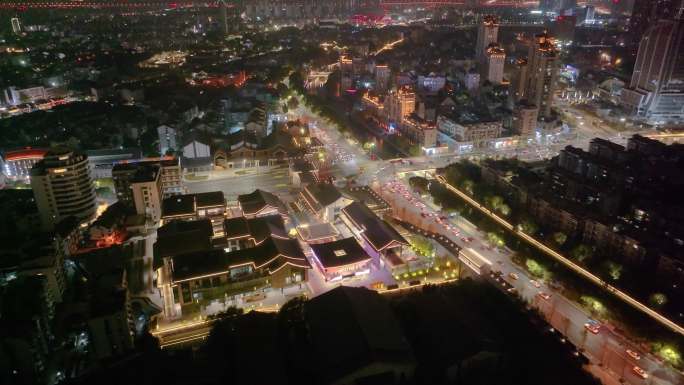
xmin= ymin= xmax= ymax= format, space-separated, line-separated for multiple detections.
xmin=537 ymin=292 xmax=551 ymax=301
xmin=530 ymin=279 xmax=541 ymax=288
xmin=626 ymin=349 xmax=641 ymax=360
xmin=507 ymin=287 xmax=517 ymax=294
xmin=632 ymin=366 xmax=648 ymax=379
xmin=508 ymin=272 xmax=519 ymax=280
xmin=584 ymin=321 xmax=601 ymax=334
xmin=466 ymin=237 xmax=474 ymax=242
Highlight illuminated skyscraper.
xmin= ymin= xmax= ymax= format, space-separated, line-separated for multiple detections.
xmin=512 ymin=58 xmax=528 ymax=102
xmin=11 ymin=17 xmax=21 ymax=34
xmin=621 ymin=8 xmax=684 ymax=124
xmin=30 ymin=149 xmax=97 ymax=230
xmin=476 ymin=15 xmax=499 ymax=63
xmin=524 ymin=32 xmax=560 ymax=119
xmin=484 ymin=43 xmax=505 ymax=84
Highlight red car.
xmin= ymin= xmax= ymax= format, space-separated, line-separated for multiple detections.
xmin=584 ymin=321 xmax=601 ymax=334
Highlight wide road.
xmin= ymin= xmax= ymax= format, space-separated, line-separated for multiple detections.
xmin=376 ymin=173 xmax=684 ymax=385
xmin=184 ymin=165 xmax=293 ymax=200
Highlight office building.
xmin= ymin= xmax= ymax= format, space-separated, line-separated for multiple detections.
xmin=30 ymin=149 xmax=97 ymax=230
xmin=476 ymin=15 xmax=499 ymax=63
xmin=512 ymin=101 xmax=539 ymax=136
xmin=375 ymin=64 xmax=390 ymax=92
xmin=86 ymin=148 xmax=142 ymax=179
xmin=157 ymin=125 xmax=177 ymax=156
xmin=129 ymin=164 xmax=163 ymax=223
xmin=524 ymin=32 xmax=560 ymax=119
xmin=584 ymin=5 xmax=595 ymax=24
xmin=465 ymin=70 xmax=481 ymax=91
xmin=340 ymin=56 xmax=354 ymax=91
xmin=11 ymin=17 xmax=21 ymax=34
xmin=484 ymin=43 xmax=505 ymax=84
xmin=384 ymin=88 xmax=416 ymax=127
xmin=402 ymin=115 xmax=438 ymax=149
xmin=437 ymin=113 xmax=503 ymax=148
xmin=512 ymin=58 xmax=529 ymax=102
xmin=113 ymin=157 xmax=184 ymax=203
xmin=621 ymin=12 xmax=684 ymax=124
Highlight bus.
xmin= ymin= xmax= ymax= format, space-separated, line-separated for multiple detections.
xmin=459 ymin=247 xmax=493 ymax=275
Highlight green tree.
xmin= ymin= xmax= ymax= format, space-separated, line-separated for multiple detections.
xmin=552 ymin=232 xmax=567 ymax=246
xmin=570 ymin=244 xmax=592 ymax=263
xmin=518 ymin=217 xmax=538 ymax=235
xmin=648 ymin=293 xmax=668 ymax=308
xmin=409 ymin=176 xmax=429 ymax=194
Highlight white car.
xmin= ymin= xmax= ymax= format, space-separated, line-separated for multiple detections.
xmin=626 ymin=349 xmax=641 ymax=360
xmin=530 ymin=280 xmax=541 ymax=288
xmin=632 ymin=366 xmax=648 ymax=379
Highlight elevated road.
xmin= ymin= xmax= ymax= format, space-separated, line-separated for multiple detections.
xmin=435 ymin=174 xmax=684 ymax=337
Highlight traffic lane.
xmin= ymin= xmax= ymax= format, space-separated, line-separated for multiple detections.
xmin=500 ymin=263 xmax=663 ymax=385
xmin=185 ymin=170 xmax=292 ymax=197
xmin=397 ymin=178 xmax=668 ymax=385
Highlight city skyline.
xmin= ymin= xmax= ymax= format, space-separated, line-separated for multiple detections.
xmin=0 ymin=2 xmax=683 ymax=385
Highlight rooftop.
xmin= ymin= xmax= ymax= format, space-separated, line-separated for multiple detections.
xmin=310 ymin=237 xmax=371 ymax=268
xmin=131 ymin=164 xmax=160 ymax=183
xmin=162 ymin=194 xmax=196 ymax=218
xmin=224 ymin=215 xmax=287 ymax=243
xmin=171 ymin=236 xmax=309 ymax=282
xmin=302 ymin=182 xmax=342 ymax=210
xmin=154 ymin=219 xmax=214 ymax=269
xmin=342 ymin=202 xmax=408 ymax=252
xmin=238 ymin=189 xmax=287 ymax=216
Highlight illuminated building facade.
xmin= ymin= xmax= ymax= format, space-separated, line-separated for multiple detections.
xmin=524 ymin=33 xmax=560 ymax=119
xmin=30 ymin=149 xmax=97 ymax=230
xmin=484 ymin=43 xmax=506 ymax=84
xmin=476 ymin=15 xmax=499 ymax=63
xmin=1 ymin=148 xmax=47 ymax=180
xmin=621 ymin=10 xmax=684 ymax=124
xmin=384 ymin=88 xmax=416 ymax=128
xmin=310 ymin=237 xmax=372 ymax=281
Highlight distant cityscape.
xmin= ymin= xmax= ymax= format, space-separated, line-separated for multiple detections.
xmin=0 ymin=1 xmax=683 ymax=385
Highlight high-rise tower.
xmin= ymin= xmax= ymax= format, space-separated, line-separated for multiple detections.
xmin=476 ymin=15 xmax=499 ymax=64
xmin=621 ymin=8 xmax=684 ymax=124
xmin=31 ymin=149 xmax=97 ymax=230
xmin=524 ymin=32 xmax=560 ymax=119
